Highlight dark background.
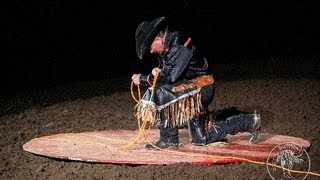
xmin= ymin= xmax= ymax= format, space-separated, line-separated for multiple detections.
xmin=3 ymin=1 xmax=320 ymax=94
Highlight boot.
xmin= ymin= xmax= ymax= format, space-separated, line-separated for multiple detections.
xmin=189 ymin=116 xmax=207 ymax=146
xmin=207 ymin=111 xmax=261 ymax=144
xmin=249 ymin=110 xmax=261 ymax=144
xmin=145 ymin=124 xmax=180 ymax=150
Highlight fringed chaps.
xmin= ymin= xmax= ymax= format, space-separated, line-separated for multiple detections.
xmin=134 ymin=83 xmax=204 ymax=128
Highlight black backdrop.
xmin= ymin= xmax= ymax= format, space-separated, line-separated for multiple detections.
xmin=3 ymin=1 xmax=319 ymax=94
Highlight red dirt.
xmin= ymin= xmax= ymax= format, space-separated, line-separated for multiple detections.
xmin=22 ymin=129 xmax=311 ymax=165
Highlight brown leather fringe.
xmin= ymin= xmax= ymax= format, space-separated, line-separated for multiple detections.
xmin=134 ymin=91 xmax=203 ymax=128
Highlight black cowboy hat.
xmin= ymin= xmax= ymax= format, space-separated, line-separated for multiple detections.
xmin=135 ymin=16 xmax=166 ymax=59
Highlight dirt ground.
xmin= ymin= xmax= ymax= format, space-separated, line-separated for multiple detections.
xmin=1 ymin=56 xmax=319 ymax=179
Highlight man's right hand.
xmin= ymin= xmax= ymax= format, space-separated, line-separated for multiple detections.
xmin=152 ymin=67 xmax=161 ymax=76
xmin=131 ymin=74 xmax=141 ymax=85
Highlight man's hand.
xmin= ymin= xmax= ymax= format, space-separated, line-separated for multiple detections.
xmin=131 ymin=74 xmax=141 ymax=85
xmin=152 ymin=67 xmax=161 ymax=76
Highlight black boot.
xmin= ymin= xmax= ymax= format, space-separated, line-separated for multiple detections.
xmin=189 ymin=116 xmax=207 ymax=146
xmin=248 ymin=110 xmax=261 ymax=144
xmin=207 ymin=111 xmax=262 ymax=144
xmin=145 ymin=124 xmax=180 ymax=150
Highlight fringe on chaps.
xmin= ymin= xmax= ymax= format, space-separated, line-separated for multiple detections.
xmin=134 ymin=90 xmax=203 ymax=128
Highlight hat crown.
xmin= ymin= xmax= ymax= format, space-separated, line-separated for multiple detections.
xmin=135 ymin=17 xmax=166 ymax=59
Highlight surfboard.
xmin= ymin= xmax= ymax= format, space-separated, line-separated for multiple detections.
xmin=23 ymin=128 xmax=310 ymax=165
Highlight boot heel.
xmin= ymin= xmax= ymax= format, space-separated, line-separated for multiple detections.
xmin=189 ymin=118 xmax=207 ymax=146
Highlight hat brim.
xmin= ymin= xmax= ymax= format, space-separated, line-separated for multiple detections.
xmin=136 ymin=17 xmax=166 ymax=59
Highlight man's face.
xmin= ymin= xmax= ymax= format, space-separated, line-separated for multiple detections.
xmin=150 ymin=37 xmax=164 ymax=54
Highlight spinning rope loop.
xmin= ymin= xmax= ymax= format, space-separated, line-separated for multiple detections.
xmin=127 ymin=70 xmax=320 ymax=178
xmin=33 ymin=69 xmax=320 ymax=178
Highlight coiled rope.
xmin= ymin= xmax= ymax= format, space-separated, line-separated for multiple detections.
xmin=119 ymin=70 xmax=160 ymax=150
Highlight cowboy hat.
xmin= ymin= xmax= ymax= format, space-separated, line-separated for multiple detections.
xmin=135 ymin=16 xmax=166 ymax=59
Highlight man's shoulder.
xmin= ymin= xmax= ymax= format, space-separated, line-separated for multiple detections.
xmin=168 ymin=45 xmax=192 ymax=57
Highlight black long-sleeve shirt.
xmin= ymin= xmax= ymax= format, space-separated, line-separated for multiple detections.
xmin=140 ymin=31 xmax=212 ymax=86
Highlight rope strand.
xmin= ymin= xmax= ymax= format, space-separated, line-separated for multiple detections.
xmin=34 ymin=71 xmax=320 ymax=177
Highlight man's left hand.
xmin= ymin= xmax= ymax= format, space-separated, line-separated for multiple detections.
xmin=131 ymin=74 xmax=141 ymax=85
